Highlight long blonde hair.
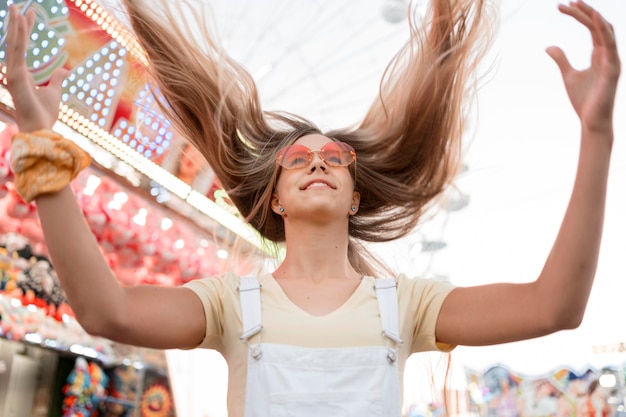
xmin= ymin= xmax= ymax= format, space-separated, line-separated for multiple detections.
xmin=122 ymin=0 xmax=496 ymax=276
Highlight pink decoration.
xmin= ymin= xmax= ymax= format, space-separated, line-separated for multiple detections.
xmin=5 ymin=184 xmax=37 ymax=220
xmin=0 ymin=124 xmax=17 ymax=195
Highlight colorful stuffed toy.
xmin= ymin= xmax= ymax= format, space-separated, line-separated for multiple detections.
xmin=62 ymin=357 xmax=109 ymax=417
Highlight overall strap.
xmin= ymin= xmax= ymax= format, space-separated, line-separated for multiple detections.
xmin=375 ymin=278 xmax=403 ymax=363
xmin=238 ymin=276 xmax=263 ymax=345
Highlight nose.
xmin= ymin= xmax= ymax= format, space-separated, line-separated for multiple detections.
xmin=307 ymin=150 xmax=327 ymax=172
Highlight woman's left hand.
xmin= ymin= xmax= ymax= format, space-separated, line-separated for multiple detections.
xmin=547 ymin=0 xmax=621 ymax=135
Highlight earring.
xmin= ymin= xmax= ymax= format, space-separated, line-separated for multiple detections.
xmin=279 ymin=207 xmax=284 ymax=213
xmin=351 ymin=206 xmax=356 ymax=212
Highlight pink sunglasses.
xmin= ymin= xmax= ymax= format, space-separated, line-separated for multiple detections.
xmin=276 ymin=142 xmax=356 ymax=169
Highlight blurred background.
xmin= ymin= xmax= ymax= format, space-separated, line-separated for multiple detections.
xmin=0 ymin=0 xmax=624 ymax=416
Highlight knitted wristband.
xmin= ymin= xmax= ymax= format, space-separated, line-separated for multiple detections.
xmin=11 ymin=130 xmax=91 ymax=203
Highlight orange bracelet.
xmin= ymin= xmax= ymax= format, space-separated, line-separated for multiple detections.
xmin=11 ymin=130 xmax=91 ymax=202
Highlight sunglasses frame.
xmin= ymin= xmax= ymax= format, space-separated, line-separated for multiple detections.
xmin=276 ymin=141 xmax=356 ymax=170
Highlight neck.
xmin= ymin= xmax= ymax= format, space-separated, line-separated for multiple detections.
xmin=274 ymin=220 xmax=359 ymax=282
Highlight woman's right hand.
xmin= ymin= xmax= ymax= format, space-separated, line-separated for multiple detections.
xmin=5 ymin=5 xmax=68 ymax=132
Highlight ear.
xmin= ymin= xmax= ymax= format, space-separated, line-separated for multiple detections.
xmin=349 ymin=191 xmax=361 ymax=215
xmin=271 ymin=192 xmax=284 ymax=216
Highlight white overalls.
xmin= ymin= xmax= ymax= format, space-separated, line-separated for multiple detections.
xmin=238 ymin=276 xmax=404 ymax=417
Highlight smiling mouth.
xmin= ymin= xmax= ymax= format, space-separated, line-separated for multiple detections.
xmin=303 ymin=182 xmax=334 ymax=190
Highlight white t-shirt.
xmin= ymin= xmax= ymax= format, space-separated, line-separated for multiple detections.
xmin=184 ymin=272 xmax=455 ymax=417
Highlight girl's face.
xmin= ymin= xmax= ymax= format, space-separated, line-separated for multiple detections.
xmin=272 ymin=134 xmax=359 ymax=223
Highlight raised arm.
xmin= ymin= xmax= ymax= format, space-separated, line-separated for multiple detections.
xmin=4 ymin=5 xmax=205 ymax=349
xmin=436 ymin=1 xmax=620 ymax=346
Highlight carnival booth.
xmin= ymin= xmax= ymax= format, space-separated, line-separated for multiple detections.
xmin=0 ymin=0 xmax=265 ymax=416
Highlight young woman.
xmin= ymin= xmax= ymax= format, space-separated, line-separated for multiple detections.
xmin=4 ymin=0 xmax=620 ymax=416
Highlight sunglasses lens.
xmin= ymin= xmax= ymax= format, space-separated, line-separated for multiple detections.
xmin=278 ymin=145 xmax=311 ymax=169
xmin=320 ymin=142 xmax=355 ymax=167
